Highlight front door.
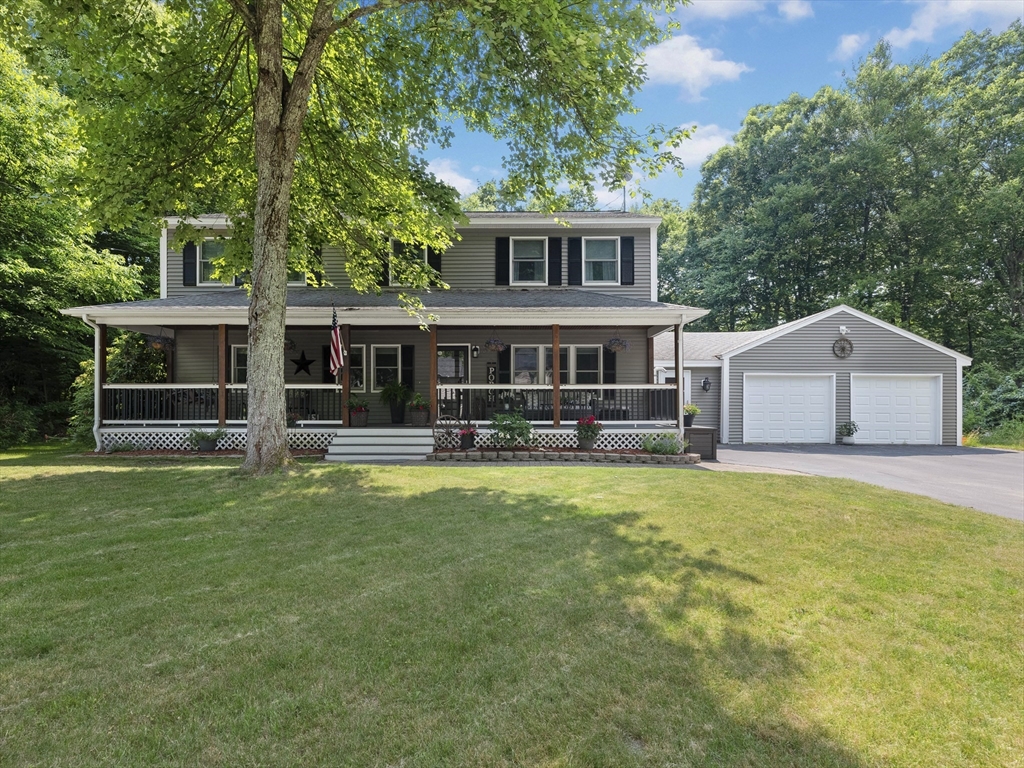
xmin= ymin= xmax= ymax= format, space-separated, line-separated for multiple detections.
xmin=437 ymin=345 xmax=470 ymax=419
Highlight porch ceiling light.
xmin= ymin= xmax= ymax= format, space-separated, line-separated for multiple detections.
xmin=702 ymin=376 xmax=711 ymax=392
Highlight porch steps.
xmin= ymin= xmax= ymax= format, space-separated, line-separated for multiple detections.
xmin=324 ymin=427 xmax=434 ymax=463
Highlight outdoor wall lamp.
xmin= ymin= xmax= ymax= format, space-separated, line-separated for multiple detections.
xmin=701 ymin=376 xmax=712 ymax=392
xmin=471 ymin=345 xmax=480 ymax=358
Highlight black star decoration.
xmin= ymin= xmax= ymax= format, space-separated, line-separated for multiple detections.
xmin=292 ymin=351 xmax=315 ymax=376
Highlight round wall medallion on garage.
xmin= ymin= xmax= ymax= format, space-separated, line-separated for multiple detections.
xmin=832 ymin=338 xmax=854 ymax=358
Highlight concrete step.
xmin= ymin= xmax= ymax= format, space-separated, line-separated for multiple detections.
xmin=324 ymin=453 xmax=428 ymax=463
xmin=327 ymin=445 xmax=432 ymax=455
xmin=329 ymin=436 xmax=435 ymax=446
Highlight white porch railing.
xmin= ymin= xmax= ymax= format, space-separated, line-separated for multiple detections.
xmin=436 ymin=383 xmax=679 ymax=424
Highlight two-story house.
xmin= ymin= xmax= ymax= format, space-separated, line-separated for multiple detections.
xmin=62 ymin=211 xmax=708 ymax=457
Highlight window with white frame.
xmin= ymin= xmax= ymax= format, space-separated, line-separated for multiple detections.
xmin=513 ymin=346 xmax=539 ymax=384
xmin=348 ymin=345 xmax=366 ymax=391
xmin=390 ymin=240 xmax=428 ymax=286
xmin=231 ymin=345 xmax=248 ymax=384
xmin=544 ymin=346 xmax=569 ymax=385
xmin=372 ymin=345 xmax=401 ymax=391
xmin=200 ymin=239 xmax=230 ymax=284
xmin=573 ymin=346 xmax=601 ymax=384
xmin=513 ymin=344 xmax=604 ymax=385
xmin=583 ymin=238 xmax=619 ymax=284
xmin=511 ymin=238 xmax=546 ymax=285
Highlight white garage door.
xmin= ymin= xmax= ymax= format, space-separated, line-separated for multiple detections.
xmin=851 ymin=375 xmax=940 ymax=444
xmin=744 ymin=375 xmax=833 ymax=443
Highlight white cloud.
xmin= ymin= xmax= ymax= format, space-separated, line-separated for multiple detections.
xmin=778 ymin=0 xmax=814 ymax=20
xmin=684 ymin=0 xmax=766 ymax=19
xmin=831 ymin=32 xmax=870 ymax=60
xmin=886 ymin=0 xmax=1023 ymax=48
xmin=645 ymin=35 xmax=752 ymax=99
xmin=671 ymin=123 xmax=736 ymax=170
xmin=427 ymin=158 xmax=476 ymax=195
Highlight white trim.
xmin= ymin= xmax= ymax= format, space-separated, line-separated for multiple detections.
xmin=159 ymin=228 xmax=168 ymax=298
xmin=957 ymin=362 xmax=964 ymax=445
xmin=198 ymin=238 xmax=231 ymax=286
xmin=721 ymin=357 xmax=730 ymax=443
xmin=849 ymin=373 xmax=943 ymax=446
xmin=438 ymin=383 xmax=675 ymax=390
xmin=655 ymin=359 xmax=722 ymax=369
xmin=346 ymin=344 xmax=366 ymax=393
xmin=436 ymin=343 xmax=472 ymax=385
xmin=231 ymin=344 xmax=247 ymax=384
xmin=742 ymin=372 xmax=836 ymax=445
xmin=581 ymin=236 xmax=620 ymax=286
xmin=720 ymin=304 xmax=972 ymax=364
xmin=81 ymin=314 xmax=102 ymax=451
xmin=677 ymin=327 xmax=685 ymax=434
xmin=509 ymin=237 xmax=548 ymax=286
xmin=684 ymin=370 xmax=691 ymax=405
xmin=370 ymin=344 xmax=402 ymax=393
xmin=511 ymin=344 xmax=604 ymax=385
xmin=650 ymin=224 xmax=659 ymax=302
xmin=465 ymin=214 xmax=661 ymax=228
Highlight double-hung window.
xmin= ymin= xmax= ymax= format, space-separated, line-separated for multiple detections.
xmin=513 ymin=346 xmax=539 ymax=384
xmin=514 ymin=345 xmax=604 ymax=384
xmin=200 ymin=239 xmax=229 ymax=285
xmin=323 ymin=344 xmax=365 ymax=390
xmin=390 ymin=241 xmax=428 ymax=286
xmin=372 ymin=346 xmax=401 ymax=391
xmin=583 ymin=238 xmax=619 ymax=285
xmin=231 ymin=345 xmax=248 ymax=384
xmin=511 ymin=238 xmax=546 ymax=285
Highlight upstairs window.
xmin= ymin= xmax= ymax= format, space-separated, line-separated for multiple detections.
xmin=583 ymin=238 xmax=619 ymax=284
xmin=200 ymin=239 xmax=230 ymax=285
xmin=511 ymin=238 xmax=546 ymax=285
xmin=390 ymin=240 xmax=428 ymax=286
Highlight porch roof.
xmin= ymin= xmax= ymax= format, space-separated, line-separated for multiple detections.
xmin=62 ymin=288 xmax=708 ymax=330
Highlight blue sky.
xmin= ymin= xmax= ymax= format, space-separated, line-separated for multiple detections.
xmin=427 ymin=0 xmax=1022 ymax=209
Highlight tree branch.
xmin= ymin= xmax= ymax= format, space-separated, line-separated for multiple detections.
xmin=226 ymin=0 xmax=258 ymax=38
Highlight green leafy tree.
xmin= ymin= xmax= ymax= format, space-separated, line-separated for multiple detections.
xmin=0 ymin=42 xmax=141 ymax=441
xmin=13 ymin=0 xmax=686 ymax=473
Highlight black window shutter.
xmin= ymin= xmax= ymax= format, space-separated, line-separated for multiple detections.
xmin=495 ymin=237 xmax=510 ymax=286
xmin=380 ymin=241 xmax=391 ymax=287
xmin=620 ymin=236 xmax=635 ymax=286
xmin=602 ymin=348 xmax=617 ymax=384
xmin=321 ymin=345 xmax=334 ymax=384
xmin=547 ymin=237 xmax=562 ymax=286
xmin=400 ymin=345 xmax=415 ymax=389
xmin=427 ymin=246 xmax=442 ymax=276
xmin=182 ymin=242 xmax=197 ymax=286
xmin=497 ymin=347 xmax=511 ymax=384
xmin=567 ymin=238 xmax=582 ymax=286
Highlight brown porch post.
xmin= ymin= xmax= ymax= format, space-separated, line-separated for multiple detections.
xmin=429 ymin=324 xmax=438 ymax=424
xmin=341 ymin=324 xmax=351 ymax=427
xmin=674 ymin=323 xmax=682 ymax=429
xmin=97 ymin=323 xmax=107 ymax=424
xmin=217 ymin=324 xmax=227 ymax=426
xmin=551 ymin=324 xmax=561 ymax=428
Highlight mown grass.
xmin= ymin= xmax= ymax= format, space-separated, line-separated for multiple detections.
xmin=1 ymin=447 xmax=1021 ymax=767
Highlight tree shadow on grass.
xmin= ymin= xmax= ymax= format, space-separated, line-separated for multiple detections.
xmin=1 ymin=461 xmax=868 ymax=767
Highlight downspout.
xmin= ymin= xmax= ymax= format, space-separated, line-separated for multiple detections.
xmin=80 ymin=313 xmax=103 ymax=452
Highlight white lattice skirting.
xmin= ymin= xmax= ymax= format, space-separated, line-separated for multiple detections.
xmin=98 ymin=428 xmax=337 ymax=452
xmin=434 ymin=428 xmax=681 ymax=451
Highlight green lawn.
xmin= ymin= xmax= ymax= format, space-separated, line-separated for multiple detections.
xmin=1 ymin=447 xmax=1021 ymax=767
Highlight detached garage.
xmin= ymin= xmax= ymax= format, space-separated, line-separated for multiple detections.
xmin=654 ymin=305 xmax=971 ymax=446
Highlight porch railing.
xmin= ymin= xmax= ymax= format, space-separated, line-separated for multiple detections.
xmin=102 ymin=384 xmax=345 ymax=424
xmin=436 ymin=384 xmax=679 ymax=424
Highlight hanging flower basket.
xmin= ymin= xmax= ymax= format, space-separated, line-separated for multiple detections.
xmin=604 ymin=337 xmax=631 ymax=353
xmin=146 ymin=335 xmax=175 ymax=352
xmin=483 ymin=337 xmax=507 ymax=353
xmin=283 ymin=337 xmax=297 ymax=352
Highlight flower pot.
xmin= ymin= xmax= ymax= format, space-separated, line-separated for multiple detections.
xmin=197 ymin=439 xmax=218 ymax=452
xmin=841 ymin=436 xmax=856 ymax=445
xmin=350 ymin=410 xmax=369 ymax=427
xmin=683 ymin=414 xmax=695 ymax=427
xmin=578 ymin=437 xmax=596 ymax=451
xmin=389 ymin=402 xmax=406 ymax=424
xmin=409 ymin=408 xmax=429 ymax=427
xmin=459 ymin=433 xmax=476 ymax=450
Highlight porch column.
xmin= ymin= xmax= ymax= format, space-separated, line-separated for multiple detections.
xmin=96 ymin=322 xmax=107 ymax=431
xmin=647 ymin=336 xmax=655 ymax=384
xmin=674 ymin=323 xmax=683 ymax=430
xmin=551 ymin=324 xmax=561 ymax=428
xmin=217 ymin=324 xmax=227 ymax=426
xmin=341 ymin=324 xmax=351 ymax=427
xmin=428 ymin=324 xmax=438 ymax=424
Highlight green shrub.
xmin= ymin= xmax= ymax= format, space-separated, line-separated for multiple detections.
xmin=68 ymin=360 xmax=95 ymax=444
xmin=642 ymin=432 xmax=683 ymax=455
xmin=489 ymin=411 xmax=534 ymax=448
xmin=0 ymin=400 xmax=38 ymax=449
xmin=963 ymin=363 xmax=1024 ymax=432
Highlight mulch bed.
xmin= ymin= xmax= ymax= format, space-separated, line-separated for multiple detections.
xmin=81 ymin=449 xmax=326 ymax=458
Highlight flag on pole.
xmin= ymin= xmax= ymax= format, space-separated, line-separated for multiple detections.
xmin=329 ymin=305 xmax=345 ymax=377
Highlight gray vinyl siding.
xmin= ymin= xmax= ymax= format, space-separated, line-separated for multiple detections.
xmin=726 ymin=310 xmax=959 ymax=445
xmin=320 ymin=227 xmax=653 ymax=300
xmin=685 ymin=367 xmax=721 ymax=434
xmin=165 ymin=227 xmax=246 ymax=298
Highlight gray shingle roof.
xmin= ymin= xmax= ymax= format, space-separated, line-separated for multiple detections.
xmin=653 ymin=329 xmax=781 ymax=362
xmin=77 ymin=288 xmax=700 ymax=313
xmin=464 ymin=211 xmax=661 ymax=221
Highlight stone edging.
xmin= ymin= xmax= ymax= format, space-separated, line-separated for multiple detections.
xmin=427 ymin=450 xmax=700 ymax=464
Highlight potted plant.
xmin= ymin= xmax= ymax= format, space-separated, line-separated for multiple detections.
xmin=378 ymin=380 xmax=410 ymax=424
xmin=408 ymin=392 xmax=430 ymax=427
xmin=682 ymin=402 xmax=701 ymax=427
xmin=838 ymin=420 xmax=858 ymax=445
xmin=458 ymin=423 xmax=478 ymax=450
xmin=347 ymin=396 xmax=369 ymax=427
xmin=187 ymin=427 xmax=227 ymax=452
xmin=575 ymin=415 xmax=603 ymax=451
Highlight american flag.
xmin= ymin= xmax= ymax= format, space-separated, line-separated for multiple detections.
xmin=329 ymin=305 xmax=345 ymax=378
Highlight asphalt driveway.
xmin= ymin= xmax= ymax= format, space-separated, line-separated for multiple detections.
xmin=714 ymin=444 xmax=1024 ymax=521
